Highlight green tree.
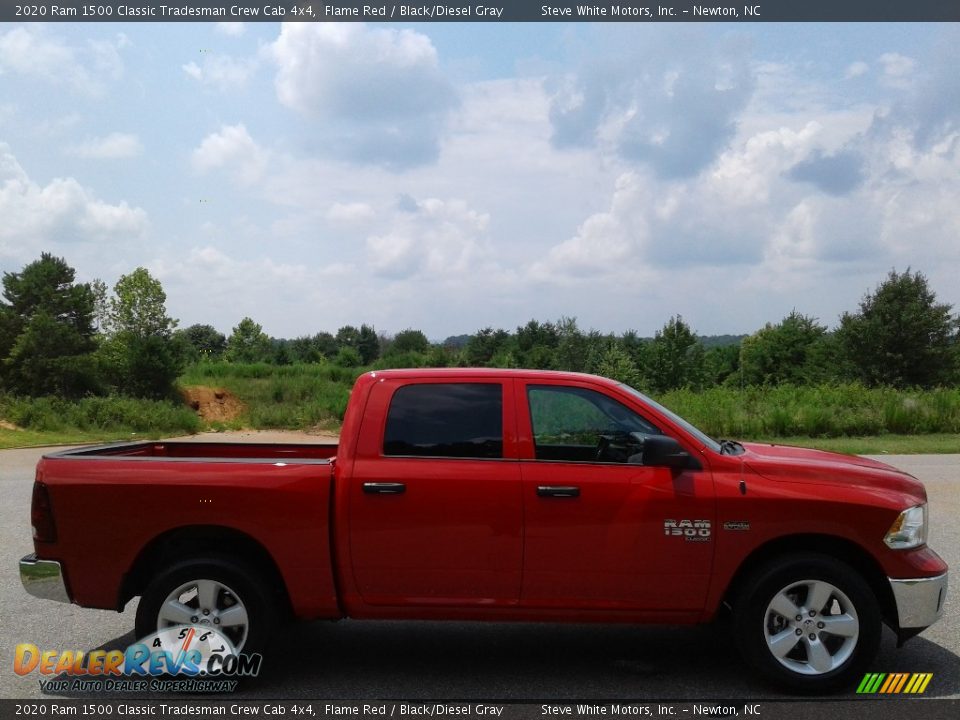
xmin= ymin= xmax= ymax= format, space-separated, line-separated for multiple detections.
xmin=100 ymin=268 xmax=180 ymax=398
xmin=90 ymin=278 xmax=109 ymax=333
xmin=803 ymin=332 xmax=849 ymax=384
xmin=357 ymin=324 xmax=380 ymax=364
xmin=335 ymin=325 xmax=361 ymax=351
xmin=290 ymin=332 xmax=338 ymax=362
xmin=0 ymin=304 xmax=18 ymax=363
xmin=272 ymin=340 xmax=292 ymax=366
xmin=335 ymin=346 xmax=362 ymax=367
xmin=464 ymin=327 xmax=511 ymax=366
xmin=388 ymin=329 xmax=430 ymax=356
xmin=739 ymin=311 xmax=827 ymax=386
xmin=704 ymin=343 xmax=741 ymax=387
xmin=98 ymin=334 xmax=181 ymax=399
xmin=646 ymin=316 xmax=705 ymax=392
xmin=516 ymin=320 xmax=559 ymax=368
xmin=227 ymin=317 xmax=272 ymax=363
xmin=0 ymin=253 xmax=98 ymax=396
xmin=837 ymin=269 xmax=959 ymax=388
xmin=107 ymin=267 xmax=177 ymax=338
xmin=6 ymin=311 xmax=99 ymax=396
xmin=554 ymin=317 xmax=589 ymax=372
xmin=594 ymin=343 xmax=644 ymax=389
xmin=425 ymin=344 xmax=454 ymax=367
xmin=313 ymin=332 xmax=338 ymax=358
xmin=288 ymin=336 xmax=321 ymax=364
xmin=174 ymin=324 xmax=227 ymax=361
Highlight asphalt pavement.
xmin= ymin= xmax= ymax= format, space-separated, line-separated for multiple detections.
xmin=1 ymin=445 xmax=957 ymax=704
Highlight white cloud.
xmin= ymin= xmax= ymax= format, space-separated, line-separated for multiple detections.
xmin=0 ymin=27 xmax=77 ymax=84
xmin=79 ymin=199 xmax=147 ymax=238
xmin=878 ymin=52 xmax=917 ymax=89
xmin=151 ymin=245 xmax=352 ymax=335
xmin=182 ymin=53 xmax=257 ymax=90
xmin=531 ymin=173 xmax=649 ymax=282
xmin=192 ymin=124 xmax=269 ymax=185
xmin=844 ymin=61 xmax=869 ymax=79
xmin=268 ymin=23 xmax=457 ymax=169
xmin=182 ymin=61 xmax=202 ymax=80
xmin=535 ymin=63 xmax=960 ymax=298
xmin=0 ymin=27 xmax=125 ymax=96
xmin=366 ymin=197 xmax=490 ymax=279
xmin=176 ymin=246 xmax=312 ymax=286
xmin=0 ymin=144 xmax=147 ymax=263
xmin=215 ymin=22 xmax=246 ymax=37
xmin=712 ymin=122 xmax=821 ymax=204
xmin=5 ymin=24 xmax=947 ymax=341
xmin=88 ymin=34 xmax=127 ymax=81
xmin=326 ymin=202 xmax=375 ymax=223
xmin=546 ymin=28 xmax=755 ymax=178
xmin=68 ymin=132 xmax=142 ymax=159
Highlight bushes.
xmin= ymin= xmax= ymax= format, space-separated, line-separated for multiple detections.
xmin=658 ymin=384 xmax=960 ymax=439
xmin=186 ymin=364 xmax=960 ymax=437
xmin=179 ymin=361 xmax=357 ymax=428
xmin=181 ymin=361 xmax=360 ymax=386
xmin=0 ymin=395 xmax=200 ymax=434
xmin=6 ymin=361 xmax=959 ymax=440
xmin=183 ymin=365 xmax=960 ymax=438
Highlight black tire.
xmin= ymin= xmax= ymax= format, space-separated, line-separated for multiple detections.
xmin=732 ymin=553 xmax=881 ymax=693
xmin=135 ymin=555 xmax=276 ymax=658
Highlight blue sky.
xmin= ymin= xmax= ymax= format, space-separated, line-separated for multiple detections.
xmin=1 ymin=21 xmax=958 ymax=340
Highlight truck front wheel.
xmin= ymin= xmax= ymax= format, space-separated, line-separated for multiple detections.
xmin=135 ymin=556 xmax=276 ymax=656
xmin=733 ymin=554 xmax=881 ymax=692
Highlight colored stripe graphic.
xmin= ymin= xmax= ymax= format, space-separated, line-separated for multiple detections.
xmin=892 ymin=673 xmax=910 ymax=693
xmin=880 ymin=673 xmax=906 ymax=693
xmin=863 ymin=673 xmax=886 ymax=693
xmin=857 ymin=672 xmax=932 ymax=694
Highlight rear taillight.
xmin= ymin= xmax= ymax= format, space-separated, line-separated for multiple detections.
xmin=31 ymin=482 xmax=57 ymax=543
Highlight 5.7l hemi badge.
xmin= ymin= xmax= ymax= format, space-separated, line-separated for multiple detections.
xmin=663 ymin=519 xmax=712 ymax=541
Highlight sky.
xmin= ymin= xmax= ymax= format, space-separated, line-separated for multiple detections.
xmin=0 ymin=20 xmax=958 ymax=341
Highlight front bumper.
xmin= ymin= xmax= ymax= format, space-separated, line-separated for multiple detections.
xmin=20 ymin=553 xmax=71 ymax=604
xmin=889 ymin=571 xmax=948 ymax=640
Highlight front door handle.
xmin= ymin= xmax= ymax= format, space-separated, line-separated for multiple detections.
xmin=363 ymin=482 xmax=406 ymax=495
xmin=537 ymin=485 xmax=580 ymax=498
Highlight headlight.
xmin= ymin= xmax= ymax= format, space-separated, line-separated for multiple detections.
xmin=884 ymin=504 xmax=928 ymax=549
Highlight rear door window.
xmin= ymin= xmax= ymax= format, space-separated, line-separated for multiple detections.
xmin=384 ymin=383 xmax=503 ymax=459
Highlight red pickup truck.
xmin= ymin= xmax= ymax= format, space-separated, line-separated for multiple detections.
xmin=21 ymin=369 xmax=947 ymax=691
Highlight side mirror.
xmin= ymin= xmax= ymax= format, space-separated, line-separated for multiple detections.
xmin=630 ymin=433 xmax=696 ymax=469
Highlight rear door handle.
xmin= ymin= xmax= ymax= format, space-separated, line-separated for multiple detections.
xmin=537 ymin=485 xmax=580 ymax=498
xmin=363 ymin=482 xmax=406 ymax=495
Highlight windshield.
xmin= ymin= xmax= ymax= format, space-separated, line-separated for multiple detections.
xmin=617 ymin=384 xmax=722 ymax=454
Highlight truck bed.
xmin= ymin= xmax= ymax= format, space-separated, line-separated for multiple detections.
xmin=35 ymin=440 xmax=340 ymax=618
xmin=45 ymin=440 xmax=338 ymax=462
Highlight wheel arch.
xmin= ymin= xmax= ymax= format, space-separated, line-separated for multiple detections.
xmin=721 ymin=534 xmax=897 ymax=627
xmin=120 ymin=524 xmax=292 ymax=617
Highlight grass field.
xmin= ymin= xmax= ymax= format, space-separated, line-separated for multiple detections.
xmin=661 ymin=384 xmax=960 ymax=438
xmin=2 ymin=363 xmax=959 ymax=453
xmin=0 ymin=394 xmax=199 ymax=449
xmin=745 ymin=434 xmax=960 ymax=455
xmin=179 ymin=362 xmax=358 ymax=430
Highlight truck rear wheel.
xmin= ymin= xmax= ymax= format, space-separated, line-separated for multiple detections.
xmin=135 ymin=556 xmax=276 ymax=657
xmin=733 ymin=553 xmax=881 ymax=693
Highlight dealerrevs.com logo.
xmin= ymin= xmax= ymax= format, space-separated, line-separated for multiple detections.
xmin=856 ymin=672 xmax=934 ymax=694
xmin=14 ymin=626 xmax=262 ymax=693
